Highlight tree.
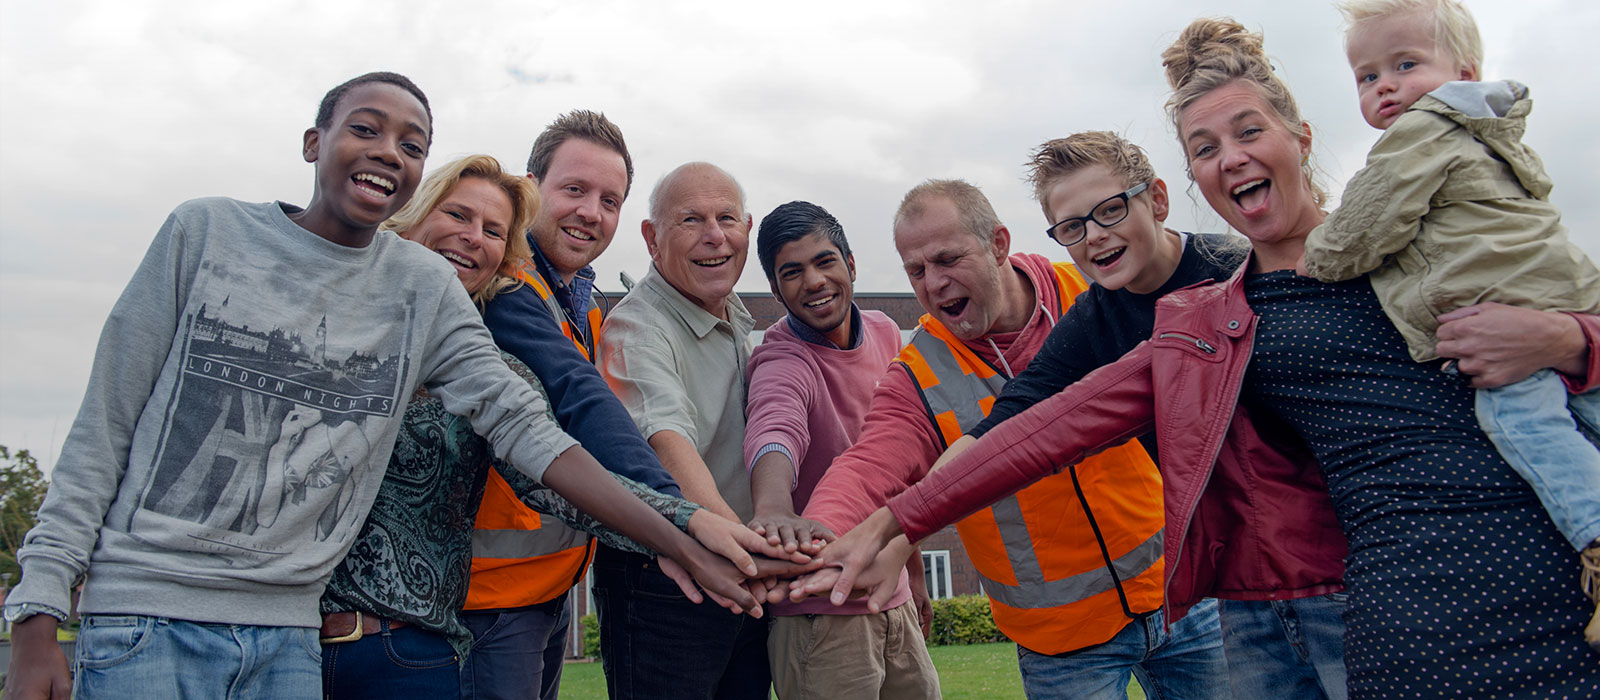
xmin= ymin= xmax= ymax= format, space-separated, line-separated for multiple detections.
xmin=0 ymin=445 xmax=48 ymax=583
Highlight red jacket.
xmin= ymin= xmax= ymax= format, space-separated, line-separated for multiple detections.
xmin=891 ymin=261 xmax=1600 ymax=621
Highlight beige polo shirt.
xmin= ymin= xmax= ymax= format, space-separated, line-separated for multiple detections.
xmin=599 ymin=265 xmax=756 ymax=521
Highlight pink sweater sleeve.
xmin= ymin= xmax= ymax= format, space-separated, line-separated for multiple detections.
xmin=742 ymin=347 xmax=816 ymax=476
xmin=801 ymin=364 xmax=945 ymax=534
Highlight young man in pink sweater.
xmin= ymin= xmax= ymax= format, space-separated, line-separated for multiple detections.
xmin=743 ymin=201 xmax=940 ymax=699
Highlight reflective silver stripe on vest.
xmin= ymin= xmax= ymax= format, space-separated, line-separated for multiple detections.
xmin=979 ymin=527 xmax=1165 ymax=610
xmin=907 ymin=331 xmax=1007 ymax=437
xmin=472 ymin=522 xmax=592 ymax=560
xmin=907 ymin=328 xmax=1161 ymax=610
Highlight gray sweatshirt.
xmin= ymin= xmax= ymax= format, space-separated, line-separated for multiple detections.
xmin=11 ymin=198 xmax=578 ymax=628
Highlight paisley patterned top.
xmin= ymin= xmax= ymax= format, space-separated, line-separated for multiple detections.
xmin=320 ymin=352 xmax=699 ymax=661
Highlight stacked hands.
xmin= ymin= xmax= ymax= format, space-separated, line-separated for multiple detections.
xmin=666 ymin=507 xmax=911 ymax=621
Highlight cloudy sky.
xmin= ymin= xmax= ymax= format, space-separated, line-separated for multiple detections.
xmin=3 ymin=0 xmax=1596 ymax=473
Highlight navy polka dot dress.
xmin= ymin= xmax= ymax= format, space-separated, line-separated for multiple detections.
xmin=1242 ymin=272 xmax=1598 ymax=699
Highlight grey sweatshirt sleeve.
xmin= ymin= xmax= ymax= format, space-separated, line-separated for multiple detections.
xmin=417 ymin=285 xmax=579 ymax=484
xmin=11 ymin=212 xmax=193 ymax=614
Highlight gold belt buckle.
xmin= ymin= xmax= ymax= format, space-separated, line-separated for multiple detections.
xmin=320 ymin=610 xmax=364 ymax=644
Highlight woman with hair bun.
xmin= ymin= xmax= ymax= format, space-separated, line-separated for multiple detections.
xmin=809 ymin=16 xmax=1600 ymax=700
xmin=1157 ymin=18 xmax=1600 ymax=694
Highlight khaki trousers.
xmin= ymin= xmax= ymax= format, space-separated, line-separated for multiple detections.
xmin=766 ymin=601 xmax=941 ymax=700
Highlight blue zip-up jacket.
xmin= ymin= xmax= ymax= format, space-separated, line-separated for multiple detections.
xmin=482 ymin=258 xmax=682 ymax=498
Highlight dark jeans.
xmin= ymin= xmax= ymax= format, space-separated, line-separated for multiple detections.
xmin=592 ymin=547 xmax=770 ymax=700
xmin=321 ymin=621 xmax=458 ymax=699
xmin=459 ymin=595 xmax=571 ymax=700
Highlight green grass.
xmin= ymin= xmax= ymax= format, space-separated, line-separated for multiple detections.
xmin=556 ymin=642 xmax=1147 ymax=699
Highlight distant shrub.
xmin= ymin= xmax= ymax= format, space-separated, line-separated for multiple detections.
xmin=928 ymin=595 xmax=1005 ymax=646
xmin=579 ymin=613 xmax=600 ymax=657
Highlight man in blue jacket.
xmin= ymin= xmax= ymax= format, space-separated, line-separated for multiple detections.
xmin=462 ymin=110 xmax=669 ymax=700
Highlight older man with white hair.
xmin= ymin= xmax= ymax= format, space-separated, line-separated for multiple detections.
xmin=595 ymin=162 xmax=769 ymax=700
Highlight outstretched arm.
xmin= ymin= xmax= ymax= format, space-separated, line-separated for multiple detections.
xmin=801 ymin=366 xmax=947 ymax=534
xmin=790 ymin=508 xmax=914 ymax=612
xmin=538 ymin=445 xmax=762 ymax=614
xmin=503 ymin=461 xmax=813 ymax=613
xmin=748 ymin=451 xmax=833 ymax=554
xmin=483 ymin=285 xmax=681 ymax=496
xmin=743 ymin=347 xmax=836 ymax=553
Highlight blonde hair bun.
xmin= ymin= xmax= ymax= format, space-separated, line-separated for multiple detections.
xmin=1161 ymin=17 xmax=1266 ymax=93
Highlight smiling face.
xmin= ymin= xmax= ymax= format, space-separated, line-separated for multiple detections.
xmin=404 ymin=176 xmax=513 ymax=295
xmin=771 ymin=231 xmax=856 ymax=347
xmin=1347 ymin=11 xmax=1476 ymax=130
xmin=299 ymin=82 xmax=431 ymax=246
xmin=529 ymin=138 xmax=630 ymax=283
xmin=643 ymin=166 xmax=751 ymax=318
xmin=1044 ymin=166 xmax=1181 ymax=295
xmin=1181 ymin=82 xmax=1323 ymax=266
xmin=895 ymin=196 xmax=1010 ymax=341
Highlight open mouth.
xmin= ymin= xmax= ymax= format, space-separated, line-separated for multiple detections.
xmin=1231 ymin=179 xmax=1270 ymax=213
xmin=1092 ymin=247 xmax=1126 ymax=268
xmin=693 ymin=256 xmax=730 ymax=268
xmin=353 ymin=173 xmax=396 ymax=198
xmin=939 ymin=298 xmax=969 ymax=318
xmin=562 ymin=227 xmax=595 ymax=242
xmin=803 ymin=294 xmax=836 ymax=309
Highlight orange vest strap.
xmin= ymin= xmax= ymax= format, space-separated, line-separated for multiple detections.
xmin=517 ymin=264 xmax=599 ymax=361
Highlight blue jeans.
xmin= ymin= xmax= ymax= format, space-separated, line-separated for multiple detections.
xmin=591 ymin=547 xmax=770 ymax=700
xmin=321 ymin=621 xmax=458 ymax=699
xmin=1217 ymin=594 xmax=1348 ymax=700
xmin=1014 ymin=598 xmax=1228 ymax=700
xmin=459 ymin=595 xmax=571 ymax=700
xmin=1477 ymin=370 xmax=1600 ymax=550
xmin=72 ymin=615 xmax=321 ymax=700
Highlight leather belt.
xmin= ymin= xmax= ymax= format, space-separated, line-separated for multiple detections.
xmin=319 ymin=611 xmax=409 ymax=644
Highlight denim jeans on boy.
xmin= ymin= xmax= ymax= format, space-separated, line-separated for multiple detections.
xmin=459 ymin=595 xmax=571 ymax=700
xmin=321 ymin=620 xmax=458 ymax=699
xmin=1218 ymin=594 xmax=1349 ymax=700
xmin=72 ymin=615 xmax=321 ymax=700
xmin=1014 ymin=598 xmax=1228 ymax=700
xmin=591 ymin=546 xmax=770 ymax=700
xmin=1477 ymin=369 xmax=1600 ymax=550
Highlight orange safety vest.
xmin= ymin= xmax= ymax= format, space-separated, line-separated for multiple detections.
xmin=463 ymin=263 xmax=604 ymax=610
xmin=895 ymin=261 xmax=1167 ymax=654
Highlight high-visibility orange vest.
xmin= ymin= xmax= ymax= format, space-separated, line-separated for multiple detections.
xmin=895 ymin=261 xmax=1167 ymax=654
xmin=463 ymin=263 xmax=604 ymax=610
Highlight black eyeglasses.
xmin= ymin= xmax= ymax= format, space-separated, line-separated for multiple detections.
xmin=1045 ymin=182 xmax=1150 ymax=246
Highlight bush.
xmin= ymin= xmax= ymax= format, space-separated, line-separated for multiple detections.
xmin=579 ymin=613 xmax=600 ymax=658
xmin=927 ymin=595 xmax=1006 ymax=646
